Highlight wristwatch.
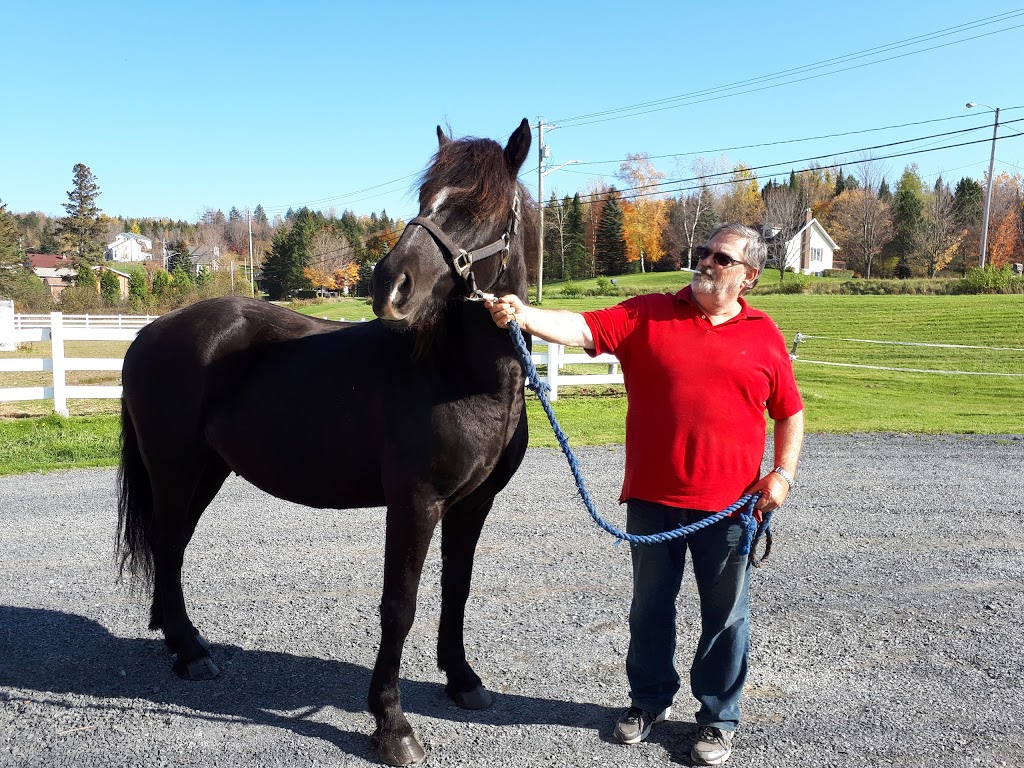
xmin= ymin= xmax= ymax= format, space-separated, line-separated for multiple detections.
xmin=772 ymin=466 xmax=795 ymax=489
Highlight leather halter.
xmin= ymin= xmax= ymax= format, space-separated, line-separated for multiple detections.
xmin=402 ymin=193 xmax=520 ymax=299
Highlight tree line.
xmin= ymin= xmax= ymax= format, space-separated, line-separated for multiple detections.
xmin=0 ymin=164 xmax=403 ymax=311
xmin=540 ymin=153 xmax=1024 ymax=283
xmin=3 ymin=155 xmax=1023 ymax=313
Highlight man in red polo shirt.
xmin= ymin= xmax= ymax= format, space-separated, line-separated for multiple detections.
xmin=486 ymin=223 xmax=804 ymax=766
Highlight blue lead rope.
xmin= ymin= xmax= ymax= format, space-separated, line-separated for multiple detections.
xmin=507 ymin=319 xmax=774 ymax=560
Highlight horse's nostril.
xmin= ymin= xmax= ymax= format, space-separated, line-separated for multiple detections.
xmin=390 ymin=272 xmax=412 ymax=308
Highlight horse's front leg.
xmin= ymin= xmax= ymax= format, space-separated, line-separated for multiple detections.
xmin=437 ymin=495 xmax=494 ymax=710
xmin=369 ymin=502 xmax=439 ymax=767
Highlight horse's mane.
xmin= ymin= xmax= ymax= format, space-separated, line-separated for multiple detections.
xmin=419 ymin=136 xmax=519 ymax=222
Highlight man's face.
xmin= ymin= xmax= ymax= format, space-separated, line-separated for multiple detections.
xmin=690 ymin=233 xmax=759 ymax=299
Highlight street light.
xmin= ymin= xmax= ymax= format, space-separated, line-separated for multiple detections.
xmin=535 ymin=117 xmax=580 ymax=303
xmin=966 ymin=101 xmax=1000 ymax=269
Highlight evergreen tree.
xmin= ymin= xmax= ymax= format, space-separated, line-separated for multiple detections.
xmin=171 ymin=263 xmax=194 ymax=287
xmin=152 ymin=270 xmax=171 ymax=298
xmin=952 ymin=177 xmax=984 ymax=228
xmin=0 ymin=200 xmax=26 ymax=296
xmin=885 ymin=165 xmax=925 ymax=277
xmin=100 ymin=269 xmax=121 ymax=305
xmin=57 ymin=163 xmax=105 ymax=268
xmin=952 ymin=177 xmax=985 ymax=275
xmin=261 ymin=208 xmax=320 ymax=300
xmin=595 ymin=188 xmax=628 ymax=276
xmin=834 ymin=168 xmax=846 ymax=197
xmin=167 ymin=241 xmax=193 ymax=273
xmin=128 ymin=269 xmax=149 ymax=308
xmin=253 ymin=204 xmax=268 ymax=226
xmin=75 ymin=262 xmax=98 ymax=288
xmin=565 ymin=193 xmax=590 ymax=279
xmin=878 ymin=178 xmax=892 ymax=201
xmin=228 ymin=207 xmax=242 ymax=222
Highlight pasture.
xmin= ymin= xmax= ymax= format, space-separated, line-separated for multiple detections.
xmin=2 ymin=435 xmax=1021 ymax=767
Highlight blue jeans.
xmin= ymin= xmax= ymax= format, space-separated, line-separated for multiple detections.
xmin=625 ymin=498 xmax=752 ymax=731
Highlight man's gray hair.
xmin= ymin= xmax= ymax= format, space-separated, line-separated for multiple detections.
xmin=706 ymin=223 xmax=768 ymax=272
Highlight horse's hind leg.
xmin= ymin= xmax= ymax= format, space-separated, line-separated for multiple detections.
xmin=437 ymin=495 xmax=494 ymax=710
xmin=369 ymin=503 xmax=440 ymax=766
xmin=149 ymin=457 xmax=230 ymax=680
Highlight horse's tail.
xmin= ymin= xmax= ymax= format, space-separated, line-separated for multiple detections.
xmin=116 ymin=400 xmax=154 ymax=589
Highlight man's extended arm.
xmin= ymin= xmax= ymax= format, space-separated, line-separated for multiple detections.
xmin=485 ymin=294 xmax=595 ymax=349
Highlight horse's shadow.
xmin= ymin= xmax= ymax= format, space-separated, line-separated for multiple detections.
xmin=0 ymin=606 xmax=700 ymax=763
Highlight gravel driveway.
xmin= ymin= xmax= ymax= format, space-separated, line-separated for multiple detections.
xmin=1 ymin=434 xmax=1022 ymax=768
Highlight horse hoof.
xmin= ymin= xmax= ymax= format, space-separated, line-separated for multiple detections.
xmin=448 ymin=683 xmax=494 ymax=710
xmin=194 ymin=633 xmax=212 ymax=652
xmin=173 ymin=654 xmax=220 ymax=681
xmin=371 ymin=732 xmax=425 ymax=766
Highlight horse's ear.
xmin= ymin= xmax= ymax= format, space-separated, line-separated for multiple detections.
xmin=437 ymin=126 xmax=451 ymax=148
xmin=503 ymin=118 xmax=532 ymax=175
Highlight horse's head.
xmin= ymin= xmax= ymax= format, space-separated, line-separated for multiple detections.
xmin=372 ymin=119 xmax=533 ymax=329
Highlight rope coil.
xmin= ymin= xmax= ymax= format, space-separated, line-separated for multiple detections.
xmin=507 ymin=319 xmax=773 ymax=562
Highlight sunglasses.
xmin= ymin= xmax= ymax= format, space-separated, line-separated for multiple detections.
xmin=695 ymin=245 xmax=745 ymax=268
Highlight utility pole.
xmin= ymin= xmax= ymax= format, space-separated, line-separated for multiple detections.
xmin=247 ymin=208 xmax=255 ymax=297
xmin=979 ymin=107 xmax=1000 ymax=269
xmin=534 ymin=119 xmax=580 ymax=303
xmin=537 ymin=118 xmax=546 ymax=304
xmin=966 ymin=102 xmax=1001 ymax=268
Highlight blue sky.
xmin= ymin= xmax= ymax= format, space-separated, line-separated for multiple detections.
xmin=2 ymin=1 xmax=1022 ymax=224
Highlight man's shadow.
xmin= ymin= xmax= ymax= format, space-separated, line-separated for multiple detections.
xmin=0 ymin=606 xmax=702 ymax=764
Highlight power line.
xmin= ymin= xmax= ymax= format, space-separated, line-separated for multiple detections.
xmin=554 ymin=118 xmax=1024 ymax=194
xmin=550 ymin=11 xmax=1024 ymax=128
xmin=568 ymin=108 xmax=1024 ymax=169
xmin=545 ymin=132 xmax=1024 ymax=210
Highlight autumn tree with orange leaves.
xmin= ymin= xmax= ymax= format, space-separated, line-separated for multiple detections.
xmin=617 ymin=153 xmax=668 ymax=272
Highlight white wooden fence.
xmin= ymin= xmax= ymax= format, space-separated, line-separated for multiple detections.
xmin=0 ymin=312 xmax=151 ymax=416
xmin=0 ymin=312 xmax=624 ymax=415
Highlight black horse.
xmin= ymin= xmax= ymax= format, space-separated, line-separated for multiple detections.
xmin=117 ymin=119 xmax=535 ymax=766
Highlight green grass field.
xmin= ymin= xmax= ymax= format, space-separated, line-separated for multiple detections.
xmin=1 ymin=288 xmax=1021 ymax=473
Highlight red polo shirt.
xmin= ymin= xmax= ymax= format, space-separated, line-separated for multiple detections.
xmin=582 ymin=286 xmax=803 ymax=512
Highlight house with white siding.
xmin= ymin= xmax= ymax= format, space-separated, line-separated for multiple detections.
xmin=105 ymin=233 xmax=153 ymax=263
xmin=765 ymin=208 xmax=840 ymax=275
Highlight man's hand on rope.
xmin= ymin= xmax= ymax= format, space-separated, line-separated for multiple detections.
xmin=747 ymin=471 xmax=791 ymax=521
xmin=485 ymin=295 xmax=526 ymax=329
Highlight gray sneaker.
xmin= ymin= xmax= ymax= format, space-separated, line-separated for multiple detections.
xmin=690 ymin=725 xmax=734 ymax=765
xmin=613 ymin=705 xmax=671 ymax=744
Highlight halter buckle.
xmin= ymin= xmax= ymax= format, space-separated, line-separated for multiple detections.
xmin=454 ymin=249 xmax=473 ymax=276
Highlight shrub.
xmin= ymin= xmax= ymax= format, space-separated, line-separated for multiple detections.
xmin=59 ymin=285 xmax=104 ymax=313
xmin=556 ymin=283 xmax=584 ymax=298
xmin=953 ymin=265 xmax=1024 ymax=295
xmin=822 ymin=269 xmax=854 ymax=278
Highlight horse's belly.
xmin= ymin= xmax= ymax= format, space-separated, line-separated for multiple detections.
xmin=205 ymin=402 xmax=385 ymax=510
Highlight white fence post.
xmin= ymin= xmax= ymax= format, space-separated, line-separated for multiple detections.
xmin=50 ymin=311 xmax=69 ymax=417
xmin=0 ymin=300 xmax=14 ymax=352
xmin=547 ymin=343 xmax=561 ymax=402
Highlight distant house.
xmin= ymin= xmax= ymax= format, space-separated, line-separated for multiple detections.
xmin=105 ymin=233 xmax=153 ymax=263
xmin=764 ymin=209 xmax=840 ymax=275
xmin=189 ymin=244 xmax=224 ymax=275
xmin=27 ymin=253 xmax=76 ymax=299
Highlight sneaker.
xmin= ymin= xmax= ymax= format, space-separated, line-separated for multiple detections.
xmin=613 ymin=705 xmax=671 ymax=744
xmin=690 ymin=725 xmax=734 ymax=765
